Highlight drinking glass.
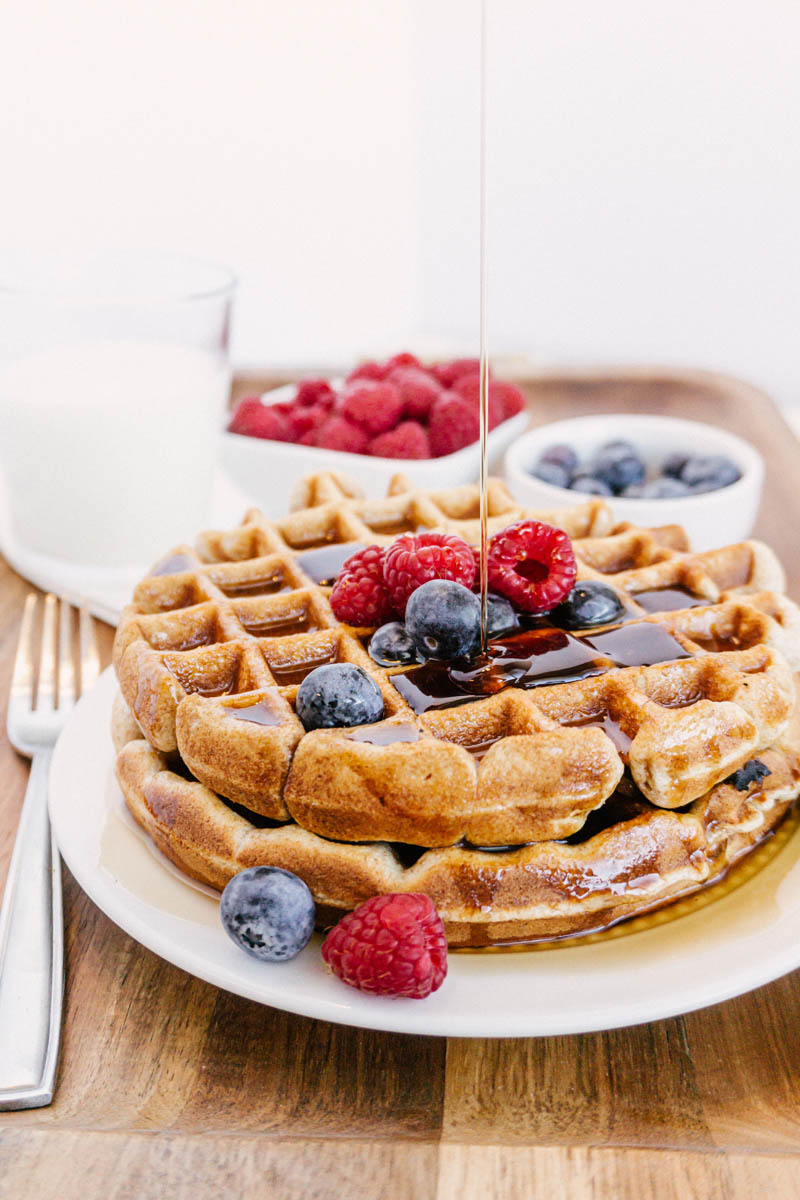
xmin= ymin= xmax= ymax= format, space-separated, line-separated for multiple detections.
xmin=0 ymin=250 xmax=236 ymax=610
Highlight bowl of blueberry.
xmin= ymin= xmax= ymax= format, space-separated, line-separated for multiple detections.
xmin=504 ymin=414 xmax=763 ymax=551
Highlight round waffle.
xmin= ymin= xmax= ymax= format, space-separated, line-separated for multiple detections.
xmin=112 ymin=471 xmax=800 ymax=946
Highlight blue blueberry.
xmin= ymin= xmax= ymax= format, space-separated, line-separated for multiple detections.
xmin=591 ymin=440 xmax=646 ymax=493
xmin=724 ymin=758 xmax=771 ymax=792
xmin=531 ymin=460 xmax=571 ymax=488
xmin=406 ymin=579 xmax=481 ymax=660
xmin=296 ymin=662 xmax=384 ymax=730
xmin=220 ymin=866 xmax=315 ymax=962
xmin=569 ymin=472 xmax=613 ymax=497
xmin=486 ymin=593 xmax=520 ymax=639
xmin=623 ymin=477 xmax=692 ymax=499
xmin=679 ymin=455 xmax=741 ymax=493
xmin=550 ymin=581 xmax=625 ymax=630
xmin=369 ymin=622 xmax=420 ymax=667
xmin=540 ymin=443 xmax=579 ymax=473
xmin=663 ymin=453 xmax=690 ymax=479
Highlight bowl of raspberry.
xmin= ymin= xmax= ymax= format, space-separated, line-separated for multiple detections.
xmin=220 ymin=353 xmax=528 ymax=514
xmin=504 ymin=414 xmax=763 ymax=552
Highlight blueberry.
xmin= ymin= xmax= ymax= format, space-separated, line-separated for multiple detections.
xmin=623 ymin=477 xmax=692 ymax=499
xmin=591 ymin=440 xmax=646 ymax=493
xmin=485 ymin=593 xmax=520 ymax=638
xmin=540 ymin=443 xmax=579 ymax=473
xmin=220 ymin=866 xmax=315 ymax=962
xmin=724 ymin=758 xmax=771 ymax=792
xmin=369 ymin=622 xmax=420 ymax=667
xmin=679 ymin=455 xmax=741 ymax=493
xmin=296 ymin=662 xmax=384 ymax=730
xmin=531 ymin=460 xmax=570 ymax=488
xmin=663 ymin=453 xmax=690 ymax=479
xmin=550 ymin=581 xmax=625 ymax=630
xmin=569 ymin=472 xmax=613 ymax=497
xmin=406 ymin=579 xmax=481 ymax=660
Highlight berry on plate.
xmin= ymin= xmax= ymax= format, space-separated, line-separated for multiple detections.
xmin=540 ymin=443 xmax=579 ymax=473
xmin=228 ymin=397 xmax=293 ymax=442
xmin=431 ymin=357 xmax=484 ymax=388
xmin=679 ymin=454 xmax=741 ymax=492
xmin=383 ymin=531 xmax=476 ymax=616
xmin=368 ymin=420 xmax=431 ymax=459
xmin=488 ymin=520 xmax=577 ymax=613
xmin=531 ymin=460 xmax=571 ymax=489
xmin=313 ymin=415 xmax=370 ymax=454
xmin=449 ymin=375 xmax=505 ymax=429
xmin=485 ymin=593 xmax=520 ymax=638
xmin=406 ymin=579 xmax=482 ymax=660
xmin=330 ymin=545 xmax=394 ymax=626
xmin=369 ymin=621 xmax=420 ymax=667
xmin=550 ymin=581 xmax=625 ymax=630
xmin=428 ymin=393 xmax=480 ymax=456
xmin=591 ymin=440 xmax=646 ymax=494
xmin=387 ymin=365 xmax=443 ymax=419
xmin=321 ymin=893 xmax=448 ymax=999
xmin=220 ymin=866 xmax=315 ymax=962
xmin=569 ymin=472 xmax=613 ymax=496
xmin=296 ymin=663 xmax=385 ymax=730
xmin=294 ymin=379 xmax=336 ymax=408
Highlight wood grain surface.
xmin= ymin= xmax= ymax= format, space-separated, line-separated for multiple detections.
xmin=2 ymin=369 xmax=800 ymax=1200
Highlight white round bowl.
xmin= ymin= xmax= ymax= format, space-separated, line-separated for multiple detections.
xmin=219 ymin=382 xmax=529 ymax=516
xmin=504 ymin=414 xmax=764 ymax=551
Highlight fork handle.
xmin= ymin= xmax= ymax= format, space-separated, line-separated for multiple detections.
xmin=0 ymin=750 xmax=63 ymax=1110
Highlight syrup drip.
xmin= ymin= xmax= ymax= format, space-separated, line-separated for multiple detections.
xmin=220 ymin=573 xmax=288 ymax=597
xmin=633 ymin=586 xmax=707 ymax=614
xmin=226 ymin=697 xmax=283 ymax=726
xmin=267 ymin=650 xmax=337 ymax=686
xmin=295 ymin=542 xmax=366 ymax=586
xmin=243 ymin=611 xmax=317 ymax=638
xmin=586 ymin=622 xmax=689 ymax=668
xmin=348 ymin=724 xmax=422 ymax=746
xmin=566 ymin=712 xmax=633 ymax=757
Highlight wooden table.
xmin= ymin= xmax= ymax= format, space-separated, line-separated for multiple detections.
xmin=2 ymin=369 xmax=800 ymax=1199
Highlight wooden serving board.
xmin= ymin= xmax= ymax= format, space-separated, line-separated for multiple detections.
xmin=2 ymin=368 xmax=800 ymax=1200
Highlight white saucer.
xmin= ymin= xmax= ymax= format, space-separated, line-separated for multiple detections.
xmin=49 ymin=669 xmax=800 ymax=1037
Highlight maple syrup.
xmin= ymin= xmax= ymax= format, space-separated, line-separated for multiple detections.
xmin=287 ymin=528 xmax=340 ymax=551
xmin=633 ymin=586 xmax=707 ymax=614
xmin=225 ymin=695 xmax=283 ymax=726
xmin=266 ymin=649 xmax=337 ymax=686
xmin=296 ymin=541 xmax=366 ymax=586
xmin=348 ymin=724 xmax=422 ymax=746
xmin=565 ymin=712 xmax=633 ymax=757
xmin=219 ymin=572 xmax=289 ymax=597
xmin=241 ymin=610 xmax=317 ymax=638
xmin=366 ymin=519 xmax=427 ymax=538
xmin=586 ymin=621 xmax=690 ymax=668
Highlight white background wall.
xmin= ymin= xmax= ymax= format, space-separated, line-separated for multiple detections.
xmin=1 ymin=0 xmax=799 ymax=408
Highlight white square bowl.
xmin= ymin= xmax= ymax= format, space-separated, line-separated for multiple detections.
xmin=218 ymin=382 xmax=529 ymax=515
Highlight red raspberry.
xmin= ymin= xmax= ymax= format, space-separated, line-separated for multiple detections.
xmin=431 ymin=357 xmax=487 ymax=387
xmin=346 ymin=360 xmax=388 ymax=383
xmin=287 ymin=401 xmax=330 ymax=439
xmin=338 ymin=381 xmax=406 ymax=436
xmin=428 ymin=393 xmax=479 ymax=456
xmin=488 ymin=520 xmax=577 ymax=613
xmin=387 ymin=365 xmax=443 ymax=419
xmin=313 ymin=415 xmax=369 ymax=454
xmin=228 ymin=397 xmax=293 ymax=442
xmin=329 ymin=545 xmax=395 ymax=626
xmin=450 ymin=375 xmax=505 ymax=429
xmin=294 ymin=378 xmax=336 ymax=408
xmin=493 ymin=380 xmax=526 ymax=419
xmin=383 ymin=532 xmax=476 ymax=615
xmin=384 ymin=351 xmax=421 ymax=373
xmin=368 ymin=420 xmax=431 ymax=459
xmin=321 ymin=893 xmax=448 ymax=999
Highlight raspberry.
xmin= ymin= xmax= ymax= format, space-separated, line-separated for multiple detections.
xmin=287 ymin=402 xmax=330 ymax=439
xmin=228 ymin=397 xmax=293 ymax=442
xmin=338 ymin=381 xmax=406 ymax=436
xmin=493 ymin=380 xmax=526 ymax=419
xmin=346 ymin=360 xmax=388 ymax=383
xmin=294 ymin=378 xmax=336 ymax=408
xmin=387 ymin=366 xmax=443 ymax=419
xmin=431 ymin=357 xmax=486 ymax=387
xmin=384 ymin=351 xmax=421 ymax=373
xmin=383 ymin=532 xmax=476 ymax=615
xmin=450 ymin=375 xmax=505 ymax=429
xmin=321 ymin=893 xmax=448 ymax=999
xmin=488 ymin=520 xmax=577 ymax=613
xmin=368 ymin=420 xmax=431 ymax=459
xmin=329 ymin=545 xmax=395 ymax=626
xmin=313 ymin=415 xmax=369 ymax=454
xmin=428 ymin=394 xmax=479 ymax=457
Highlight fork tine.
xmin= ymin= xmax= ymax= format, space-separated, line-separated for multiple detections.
xmin=79 ymin=602 xmax=100 ymax=696
xmin=10 ymin=594 xmax=37 ymax=712
xmin=58 ymin=599 xmax=76 ymax=711
xmin=37 ymin=594 xmax=58 ymax=713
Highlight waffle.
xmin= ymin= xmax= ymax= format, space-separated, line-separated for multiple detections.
xmin=112 ymin=471 xmax=800 ymax=946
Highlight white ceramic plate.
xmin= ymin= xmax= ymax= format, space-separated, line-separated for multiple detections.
xmin=50 ymin=669 xmax=800 ymax=1037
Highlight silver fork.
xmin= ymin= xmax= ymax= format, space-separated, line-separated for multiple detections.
xmin=0 ymin=594 xmax=99 ymax=1110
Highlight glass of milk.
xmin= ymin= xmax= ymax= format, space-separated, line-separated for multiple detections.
xmin=0 ymin=250 xmax=235 ymax=605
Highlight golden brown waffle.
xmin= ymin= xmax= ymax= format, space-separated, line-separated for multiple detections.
xmin=112 ymin=472 xmax=800 ymax=945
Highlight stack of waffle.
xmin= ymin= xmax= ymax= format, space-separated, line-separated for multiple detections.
xmin=112 ymin=472 xmax=800 ymax=946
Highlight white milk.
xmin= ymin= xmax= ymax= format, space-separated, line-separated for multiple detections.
xmin=0 ymin=340 xmax=229 ymax=565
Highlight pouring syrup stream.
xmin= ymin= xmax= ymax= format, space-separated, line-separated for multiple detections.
xmin=478 ymin=0 xmax=491 ymax=651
